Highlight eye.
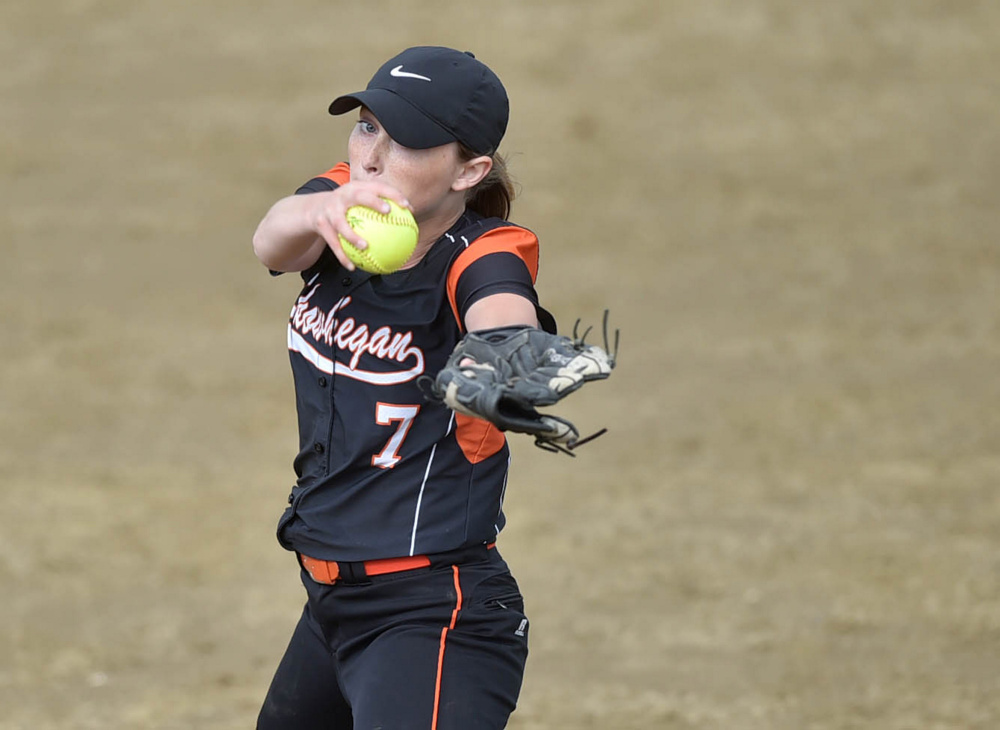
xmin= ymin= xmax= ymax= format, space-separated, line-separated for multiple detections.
xmin=357 ymin=118 xmax=377 ymax=135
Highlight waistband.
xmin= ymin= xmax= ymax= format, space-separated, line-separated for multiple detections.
xmin=299 ymin=543 xmax=496 ymax=586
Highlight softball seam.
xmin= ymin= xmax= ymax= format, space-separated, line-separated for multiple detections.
xmin=345 ymin=243 xmax=392 ymax=274
xmin=343 ymin=205 xmax=418 ymax=274
xmin=350 ymin=208 xmax=419 ymax=235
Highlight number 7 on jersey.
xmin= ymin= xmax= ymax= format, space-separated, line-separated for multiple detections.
xmin=372 ymin=402 xmax=421 ymax=469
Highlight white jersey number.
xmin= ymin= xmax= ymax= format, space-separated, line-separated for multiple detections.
xmin=372 ymin=403 xmax=421 ymax=469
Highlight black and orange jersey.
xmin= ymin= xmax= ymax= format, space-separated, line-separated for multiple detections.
xmin=274 ymin=163 xmax=555 ymax=561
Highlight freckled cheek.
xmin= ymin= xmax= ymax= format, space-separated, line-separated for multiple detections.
xmin=387 ymin=157 xmax=447 ymax=203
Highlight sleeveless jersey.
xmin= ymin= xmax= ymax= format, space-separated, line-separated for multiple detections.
xmin=274 ymin=163 xmax=555 ymax=561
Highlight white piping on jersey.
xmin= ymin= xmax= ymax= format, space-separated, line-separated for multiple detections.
xmin=306 ymin=271 xmax=321 ymax=286
xmin=409 ymin=411 xmax=455 ymax=555
xmin=494 ymin=454 xmax=510 ymax=535
xmin=287 ymin=326 xmax=424 ymax=385
xmin=443 ymin=232 xmax=470 ymax=248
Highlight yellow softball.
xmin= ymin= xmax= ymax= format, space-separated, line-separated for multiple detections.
xmin=338 ymin=199 xmax=419 ymax=274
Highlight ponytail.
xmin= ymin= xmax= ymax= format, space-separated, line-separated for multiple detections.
xmin=459 ymin=145 xmax=516 ymax=220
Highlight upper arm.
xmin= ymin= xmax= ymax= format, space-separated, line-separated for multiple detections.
xmin=447 ymin=225 xmax=556 ymax=333
xmin=464 ymin=293 xmax=538 ymax=331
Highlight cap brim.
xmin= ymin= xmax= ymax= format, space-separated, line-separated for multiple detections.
xmin=328 ymin=89 xmax=456 ymax=150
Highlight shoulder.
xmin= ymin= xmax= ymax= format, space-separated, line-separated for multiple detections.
xmin=448 ymin=216 xmax=541 ymax=281
xmin=295 ymin=162 xmax=351 ymax=194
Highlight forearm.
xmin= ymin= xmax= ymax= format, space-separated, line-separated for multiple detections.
xmin=252 ymin=194 xmax=329 ymax=272
xmin=253 ymin=181 xmax=412 ymax=273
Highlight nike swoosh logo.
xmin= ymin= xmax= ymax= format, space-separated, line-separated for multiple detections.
xmin=390 ymin=65 xmax=432 ymax=82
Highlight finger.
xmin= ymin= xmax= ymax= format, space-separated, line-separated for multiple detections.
xmin=354 ymin=192 xmax=394 ymax=215
xmin=337 ymin=220 xmax=368 ymax=251
xmin=319 ymin=209 xmax=367 ymax=251
xmin=577 ymin=347 xmax=615 ymax=378
xmin=371 ymin=182 xmax=411 ymax=210
xmin=315 ymin=216 xmax=356 ymax=271
xmin=354 ymin=184 xmax=412 ymax=213
xmin=385 ymin=192 xmax=413 ymax=212
xmin=537 ymin=416 xmax=578 ymax=444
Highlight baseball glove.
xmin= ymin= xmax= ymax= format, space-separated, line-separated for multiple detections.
xmin=420 ymin=312 xmax=618 ymax=455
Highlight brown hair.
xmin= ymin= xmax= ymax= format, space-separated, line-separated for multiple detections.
xmin=458 ymin=145 xmax=516 ymax=220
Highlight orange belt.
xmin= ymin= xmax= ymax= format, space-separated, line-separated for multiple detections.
xmin=301 ymin=543 xmax=495 ymax=586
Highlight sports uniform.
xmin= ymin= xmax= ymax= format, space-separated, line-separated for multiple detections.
xmin=278 ymin=163 xmax=556 ymax=563
xmin=255 ymin=48 xmax=557 ymax=730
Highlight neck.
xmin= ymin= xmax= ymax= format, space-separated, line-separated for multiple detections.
xmin=399 ymin=205 xmax=466 ymax=270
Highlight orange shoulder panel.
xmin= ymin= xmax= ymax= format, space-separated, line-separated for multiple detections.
xmin=446 ymin=226 xmax=540 ymax=328
xmin=316 ymin=162 xmax=351 ymax=186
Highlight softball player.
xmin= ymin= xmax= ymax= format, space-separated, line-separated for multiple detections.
xmin=252 ymin=47 xmax=554 ymax=729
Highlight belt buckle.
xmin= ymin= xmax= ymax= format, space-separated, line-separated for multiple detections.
xmin=301 ymin=555 xmax=340 ymax=584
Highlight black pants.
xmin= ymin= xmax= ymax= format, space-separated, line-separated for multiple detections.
xmin=257 ymin=548 xmax=529 ymax=730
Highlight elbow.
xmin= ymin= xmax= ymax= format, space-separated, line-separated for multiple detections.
xmin=252 ymin=221 xmax=278 ymax=269
xmin=249 ymin=196 xmax=321 ymax=272
xmin=251 ymin=227 xmax=267 ymax=264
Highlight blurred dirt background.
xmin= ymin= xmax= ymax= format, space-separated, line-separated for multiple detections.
xmin=2 ymin=0 xmax=999 ymax=728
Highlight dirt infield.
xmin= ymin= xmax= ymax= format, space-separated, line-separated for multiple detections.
xmin=2 ymin=1 xmax=999 ymax=728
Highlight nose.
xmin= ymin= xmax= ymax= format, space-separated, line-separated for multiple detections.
xmin=361 ymin=131 xmax=388 ymax=176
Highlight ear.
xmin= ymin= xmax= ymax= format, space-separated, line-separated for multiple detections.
xmin=451 ymin=155 xmax=493 ymax=193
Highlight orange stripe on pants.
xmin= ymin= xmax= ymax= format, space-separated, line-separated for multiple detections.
xmin=431 ymin=565 xmax=463 ymax=730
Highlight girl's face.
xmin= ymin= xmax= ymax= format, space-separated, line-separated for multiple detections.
xmin=348 ymin=107 xmax=466 ymax=221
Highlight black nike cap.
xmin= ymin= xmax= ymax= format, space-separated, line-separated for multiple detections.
xmin=328 ymin=46 xmax=509 ymax=156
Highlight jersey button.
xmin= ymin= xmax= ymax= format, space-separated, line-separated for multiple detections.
xmin=313 ymin=442 xmax=325 ymax=454
xmin=341 ymin=276 xmax=352 ymax=287
xmin=318 ymin=376 xmax=328 ymax=387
